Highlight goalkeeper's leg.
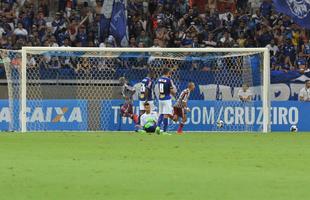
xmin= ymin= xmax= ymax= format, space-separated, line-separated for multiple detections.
xmin=142 ymin=122 xmax=160 ymax=135
xmin=144 ymin=125 xmax=156 ymax=133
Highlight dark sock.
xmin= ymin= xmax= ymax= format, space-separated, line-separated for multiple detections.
xmin=163 ymin=118 xmax=168 ymax=132
xmin=157 ymin=114 xmax=163 ymax=127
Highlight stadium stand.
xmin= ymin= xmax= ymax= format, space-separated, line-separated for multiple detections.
xmin=0 ymin=0 xmax=309 ymax=80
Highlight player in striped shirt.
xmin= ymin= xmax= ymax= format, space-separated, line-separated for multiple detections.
xmin=119 ymin=77 xmax=139 ymax=124
xmin=173 ymin=82 xmax=195 ymax=134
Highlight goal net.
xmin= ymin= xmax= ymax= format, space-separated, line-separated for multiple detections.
xmin=0 ymin=47 xmax=270 ymax=132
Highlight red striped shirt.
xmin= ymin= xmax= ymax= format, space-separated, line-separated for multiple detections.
xmin=174 ymin=89 xmax=190 ymax=108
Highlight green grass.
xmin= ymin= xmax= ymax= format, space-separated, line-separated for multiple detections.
xmin=1 ymin=132 xmax=310 ymax=200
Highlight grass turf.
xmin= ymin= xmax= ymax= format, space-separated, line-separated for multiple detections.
xmin=0 ymin=132 xmax=310 ymax=200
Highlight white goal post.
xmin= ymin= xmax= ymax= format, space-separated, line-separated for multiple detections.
xmin=14 ymin=47 xmax=270 ymax=132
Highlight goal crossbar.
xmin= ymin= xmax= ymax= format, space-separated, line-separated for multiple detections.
xmin=22 ymin=47 xmax=268 ymax=53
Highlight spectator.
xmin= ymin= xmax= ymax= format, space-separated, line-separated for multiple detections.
xmin=129 ymin=36 xmax=137 ymax=47
xmin=76 ymin=25 xmax=88 ymax=47
xmin=248 ymin=0 xmax=261 ymax=12
xmin=0 ymin=26 xmax=6 ymax=38
xmin=18 ymin=11 xmax=32 ymax=33
xmin=49 ymin=57 xmax=62 ymax=69
xmin=257 ymin=25 xmax=273 ymax=47
xmin=52 ymin=12 xmax=66 ymax=35
xmin=48 ymin=36 xmax=59 ymax=47
xmin=236 ymin=0 xmax=248 ymax=12
xmin=283 ymin=38 xmax=296 ymax=66
xmin=220 ymin=12 xmax=234 ymax=29
xmin=220 ymin=31 xmax=234 ymax=47
xmin=136 ymin=30 xmax=151 ymax=47
xmin=238 ymin=84 xmax=253 ymax=102
xmin=260 ymin=0 xmax=272 ymax=17
xmin=106 ymin=35 xmax=117 ymax=47
xmin=266 ymin=39 xmax=279 ymax=56
xmin=0 ymin=0 xmax=308 ymax=77
xmin=13 ymin=22 xmax=28 ymax=38
xmin=302 ymin=40 xmax=310 ymax=57
xmin=299 ymin=80 xmax=310 ymax=102
xmin=204 ymin=33 xmax=217 ymax=47
xmin=192 ymin=36 xmax=200 ymax=48
xmin=237 ymin=32 xmax=247 ymax=47
xmin=27 ymin=55 xmax=36 ymax=68
xmin=99 ymin=41 xmax=106 ymax=48
xmin=296 ymin=53 xmax=309 ymax=73
xmin=61 ymin=38 xmax=71 ymax=47
xmin=138 ymin=42 xmax=144 ymax=48
xmin=292 ymin=27 xmax=301 ymax=47
xmin=152 ymin=38 xmax=160 ymax=48
xmin=274 ymin=28 xmax=285 ymax=46
xmin=0 ymin=36 xmax=13 ymax=49
xmin=0 ymin=16 xmax=12 ymax=36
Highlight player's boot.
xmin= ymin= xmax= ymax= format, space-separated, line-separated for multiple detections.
xmin=177 ymin=123 xmax=184 ymax=135
xmin=138 ymin=130 xmax=146 ymax=134
xmin=162 ymin=132 xmax=172 ymax=136
xmin=155 ymin=127 xmax=161 ymax=135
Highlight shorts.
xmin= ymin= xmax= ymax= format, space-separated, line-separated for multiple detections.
xmin=158 ymin=99 xmax=173 ymax=115
xmin=173 ymin=107 xmax=185 ymax=118
xmin=139 ymin=100 xmax=154 ymax=111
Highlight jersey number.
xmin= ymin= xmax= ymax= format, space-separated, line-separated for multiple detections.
xmin=159 ymin=83 xmax=164 ymax=94
xmin=140 ymin=84 xmax=146 ymax=93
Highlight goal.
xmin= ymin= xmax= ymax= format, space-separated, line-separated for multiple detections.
xmin=0 ymin=47 xmax=270 ymax=132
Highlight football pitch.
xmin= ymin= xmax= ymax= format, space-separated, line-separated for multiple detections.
xmin=1 ymin=132 xmax=310 ymax=200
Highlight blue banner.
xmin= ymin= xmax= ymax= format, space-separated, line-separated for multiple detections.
xmin=0 ymin=100 xmax=88 ymax=131
xmin=1 ymin=100 xmax=309 ymax=132
xmin=273 ymin=0 xmax=310 ymax=29
xmin=109 ymin=0 xmax=128 ymax=46
xmin=102 ymin=100 xmax=309 ymax=132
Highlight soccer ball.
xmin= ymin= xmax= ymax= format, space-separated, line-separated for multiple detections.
xmin=217 ymin=120 xmax=224 ymax=128
xmin=290 ymin=125 xmax=298 ymax=133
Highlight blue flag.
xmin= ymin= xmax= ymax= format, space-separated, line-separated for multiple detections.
xmin=99 ymin=0 xmax=114 ymax=42
xmin=109 ymin=0 xmax=129 ymax=47
xmin=273 ymin=0 xmax=310 ymax=29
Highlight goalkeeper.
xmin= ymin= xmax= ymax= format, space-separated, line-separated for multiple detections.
xmin=139 ymin=102 xmax=161 ymax=134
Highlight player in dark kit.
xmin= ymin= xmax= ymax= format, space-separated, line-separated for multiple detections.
xmin=157 ymin=68 xmax=176 ymax=133
xmin=119 ymin=77 xmax=139 ymax=124
xmin=173 ymin=82 xmax=195 ymax=134
xmin=139 ymin=71 xmax=156 ymax=114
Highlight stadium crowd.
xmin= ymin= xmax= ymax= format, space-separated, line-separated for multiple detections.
xmin=0 ymin=0 xmax=309 ymax=73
